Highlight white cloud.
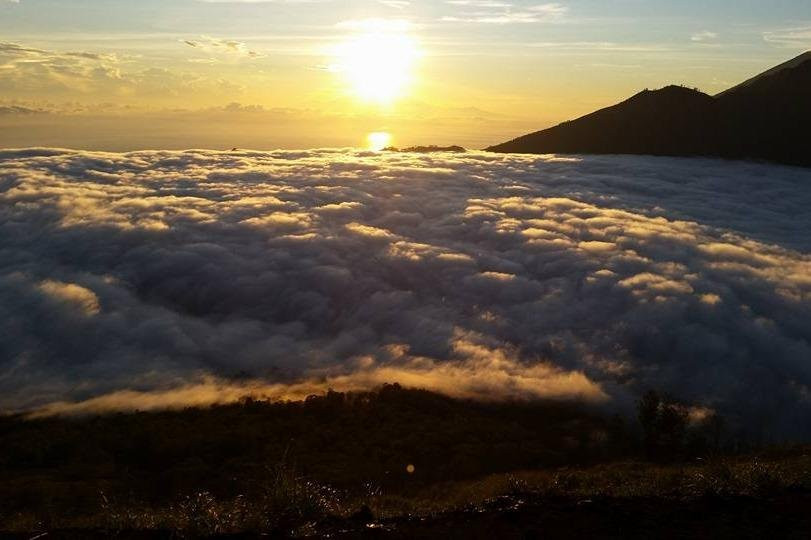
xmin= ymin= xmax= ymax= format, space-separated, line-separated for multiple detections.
xmin=379 ymin=0 xmax=410 ymax=8
xmin=181 ymin=36 xmax=265 ymax=59
xmin=0 ymin=40 xmax=260 ymax=103
xmin=1 ymin=149 xmax=810 ymax=438
xmin=195 ymin=0 xmax=329 ymax=3
xmin=0 ymin=42 xmax=124 ymax=93
xmin=763 ymin=25 xmax=811 ymax=47
xmin=691 ymin=31 xmax=718 ymax=42
xmin=442 ymin=1 xmax=567 ymax=24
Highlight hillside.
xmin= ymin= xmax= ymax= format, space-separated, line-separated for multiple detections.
xmin=715 ymin=54 xmax=811 ymax=165
xmin=2 ymin=387 xmax=811 ymax=538
xmin=488 ymin=52 xmax=811 ymax=166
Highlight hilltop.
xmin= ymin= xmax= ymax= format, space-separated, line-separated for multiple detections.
xmin=488 ymin=52 xmax=811 ymax=167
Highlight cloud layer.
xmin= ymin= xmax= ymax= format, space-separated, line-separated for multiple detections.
xmin=0 ymin=149 xmax=810 ymax=436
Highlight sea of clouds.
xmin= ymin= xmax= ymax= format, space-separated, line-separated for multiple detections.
xmin=1 ymin=148 xmax=810 ymax=436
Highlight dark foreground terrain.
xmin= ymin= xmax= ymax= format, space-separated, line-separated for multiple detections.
xmin=330 ymin=493 xmax=811 ymax=539
xmin=5 ymin=492 xmax=811 ymax=539
xmin=5 ymin=465 xmax=811 ymax=539
xmin=2 ymin=386 xmax=810 ymax=538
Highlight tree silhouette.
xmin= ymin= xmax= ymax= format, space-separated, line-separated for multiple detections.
xmin=638 ymin=390 xmax=688 ymax=461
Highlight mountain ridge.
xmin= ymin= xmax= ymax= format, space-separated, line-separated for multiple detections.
xmin=717 ymin=51 xmax=811 ymax=97
xmin=487 ymin=52 xmax=811 ymax=167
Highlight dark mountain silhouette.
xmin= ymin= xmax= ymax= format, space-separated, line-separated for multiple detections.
xmin=384 ymin=145 xmax=467 ymax=153
xmin=487 ymin=52 xmax=811 ymax=167
xmin=717 ymin=51 xmax=811 ymax=97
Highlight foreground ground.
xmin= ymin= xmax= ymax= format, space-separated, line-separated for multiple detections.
xmin=2 ymin=387 xmax=811 ymax=538
xmin=326 ymin=492 xmax=811 ymax=539
xmin=4 ymin=468 xmax=811 ymax=538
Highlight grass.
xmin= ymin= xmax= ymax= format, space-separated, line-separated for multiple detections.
xmin=369 ymin=451 xmax=811 ymax=518
xmin=2 ymin=386 xmax=809 ymax=537
xmin=3 ymin=451 xmax=811 ymax=537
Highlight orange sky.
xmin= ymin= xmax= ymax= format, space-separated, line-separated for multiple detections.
xmin=1 ymin=0 xmax=809 ymax=149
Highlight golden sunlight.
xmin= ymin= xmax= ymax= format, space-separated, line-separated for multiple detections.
xmin=332 ymin=20 xmax=419 ymax=104
xmin=366 ymin=131 xmax=392 ymax=151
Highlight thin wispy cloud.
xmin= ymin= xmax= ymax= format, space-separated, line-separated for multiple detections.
xmin=442 ymin=2 xmax=567 ymax=24
xmin=526 ymin=41 xmax=676 ymax=53
xmin=195 ymin=0 xmax=330 ymax=3
xmin=691 ymin=31 xmax=719 ymax=42
xmin=763 ymin=25 xmax=811 ymax=47
xmin=182 ymin=36 xmax=265 ymax=58
xmin=379 ymin=0 xmax=411 ymax=8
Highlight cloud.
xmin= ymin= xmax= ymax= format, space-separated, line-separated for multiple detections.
xmin=0 ymin=99 xmax=539 ymax=152
xmin=195 ymin=0 xmax=329 ymax=3
xmin=691 ymin=31 xmax=719 ymax=42
xmin=0 ymin=105 xmax=46 ymax=115
xmin=379 ymin=0 xmax=410 ymax=8
xmin=0 ymin=41 xmax=254 ymax=103
xmin=38 ymin=279 xmax=101 ymax=316
xmin=0 ymin=41 xmax=124 ymax=95
xmin=442 ymin=1 xmax=567 ymax=24
xmin=0 ymin=149 xmax=810 ymax=438
xmin=763 ymin=25 xmax=811 ymax=47
xmin=181 ymin=36 xmax=265 ymax=59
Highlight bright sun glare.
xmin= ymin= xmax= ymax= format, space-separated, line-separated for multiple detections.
xmin=332 ymin=20 xmax=419 ymax=104
xmin=367 ymin=131 xmax=392 ymax=151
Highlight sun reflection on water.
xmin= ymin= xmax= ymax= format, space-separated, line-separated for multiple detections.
xmin=367 ymin=132 xmax=392 ymax=151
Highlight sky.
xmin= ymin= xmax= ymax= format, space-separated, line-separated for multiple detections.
xmin=0 ymin=0 xmax=810 ymax=150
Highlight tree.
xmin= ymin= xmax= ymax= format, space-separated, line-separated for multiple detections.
xmin=638 ymin=390 xmax=688 ymax=461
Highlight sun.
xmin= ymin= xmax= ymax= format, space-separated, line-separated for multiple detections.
xmin=332 ymin=20 xmax=420 ymax=104
xmin=367 ymin=131 xmax=392 ymax=151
